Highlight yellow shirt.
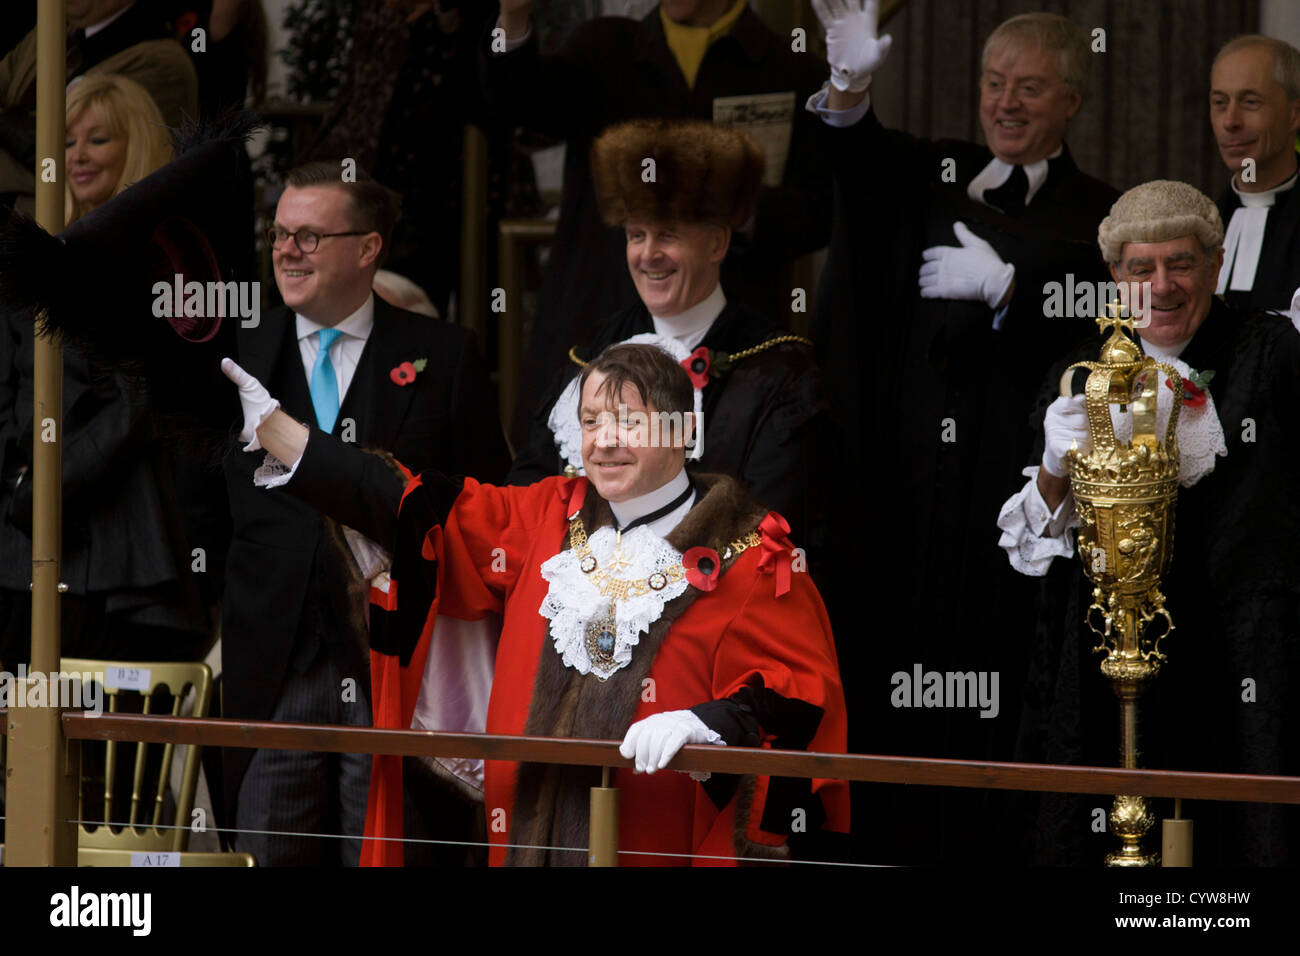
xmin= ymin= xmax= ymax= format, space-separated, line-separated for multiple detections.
xmin=660 ymin=0 xmax=747 ymax=90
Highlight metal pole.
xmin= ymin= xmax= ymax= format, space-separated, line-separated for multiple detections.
xmin=1162 ymin=798 xmax=1193 ymax=867
xmin=5 ymin=0 xmax=78 ymax=868
xmin=588 ymin=766 xmax=619 ymax=867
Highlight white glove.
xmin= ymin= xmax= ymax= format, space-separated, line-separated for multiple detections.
xmin=221 ymin=357 xmax=281 ymax=452
xmin=919 ymin=222 xmax=1016 ymax=310
xmin=1042 ymin=394 xmax=1091 ymax=478
xmin=619 ymin=709 xmax=723 ymax=774
xmin=811 ymin=0 xmax=892 ymax=93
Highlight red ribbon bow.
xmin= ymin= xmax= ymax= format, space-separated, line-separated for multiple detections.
xmin=757 ymin=512 xmax=794 ymax=597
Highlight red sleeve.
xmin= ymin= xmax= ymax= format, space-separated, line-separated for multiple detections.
xmin=362 ymin=475 xmax=579 ymax=865
xmin=710 ymin=555 xmax=850 ymax=852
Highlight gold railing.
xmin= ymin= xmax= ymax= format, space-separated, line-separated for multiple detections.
xmin=4 ymin=707 xmax=1298 ymax=866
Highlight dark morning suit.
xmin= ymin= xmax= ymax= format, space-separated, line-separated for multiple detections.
xmin=221 ymin=297 xmax=508 ymax=865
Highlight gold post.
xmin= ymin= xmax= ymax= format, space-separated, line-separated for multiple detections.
xmin=1162 ymin=798 xmax=1193 ymax=867
xmin=588 ymin=767 xmax=619 ymax=867
xmin=5 ymin=0 xmax=77 ymax=868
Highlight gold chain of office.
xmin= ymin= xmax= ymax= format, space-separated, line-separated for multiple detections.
xmin=567 ymin=335 xmax=815 ymax=369
xmin=566 ymin=513 xmax=762 ymax=600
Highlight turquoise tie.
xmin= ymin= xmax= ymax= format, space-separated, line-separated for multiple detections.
xmin=310 ymin=328 xmax=343 ymax=433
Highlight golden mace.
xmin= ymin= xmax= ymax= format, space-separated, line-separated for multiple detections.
xmin=1060 ymin=303 xmax=1182 ymax=866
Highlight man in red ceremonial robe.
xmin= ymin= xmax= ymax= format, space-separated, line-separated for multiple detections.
xmin=224 ymin=342 xmax=849 ymax=866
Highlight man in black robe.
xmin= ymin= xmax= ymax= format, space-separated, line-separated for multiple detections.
xmin=485 ymin=0 xmax=831 ymax=446
xmin=999 ymin=179 xmax=1300 ymax=866
xmin=1210 ymin=34 xmax=1300 ymax=313
xmin=509 ymin=118 xmax=833 ymax=589
xmin=807 ymin=2 xmax=1119 ymax=862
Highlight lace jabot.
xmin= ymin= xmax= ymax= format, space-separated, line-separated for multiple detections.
xmin=539 ymin=523 xmax=688 ymax=681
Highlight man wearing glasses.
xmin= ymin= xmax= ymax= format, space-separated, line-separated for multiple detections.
xmin=220 ymin=161 xmax=508 ymax=865
xmin=804 ymin=5 xmax=1119 ymax=863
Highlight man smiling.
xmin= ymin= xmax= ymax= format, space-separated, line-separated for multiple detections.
xmin=225 ymin=342 xmax=849 ymax=866
xmin=1209 ymin=35 xmax=1300 ymax=311
xmin=219 ymin=161 xmax=507 ymax=865
xmin=509 ymin=118 xmax=833 ymax=589
xmin=804 ymin=3 xmax=1119 ymax=864
xmin=999 ymin=179 xmax=1300 ymax=865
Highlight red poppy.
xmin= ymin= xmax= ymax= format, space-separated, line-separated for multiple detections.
xmin=682 ymin=546 xmax=721 ymax=591
xmin=681 ymin=347 xmax=711 ymax=389
xmin=390 ymin=361 xmax=417 ymax=386
xmin=1165 ymin=377 xmax=1206 ymax=408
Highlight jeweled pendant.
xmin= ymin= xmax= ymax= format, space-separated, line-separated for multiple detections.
xmin=584 ymin=604 xmax=620 ymax=681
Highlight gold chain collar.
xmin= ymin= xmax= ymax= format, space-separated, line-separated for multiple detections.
xmin=567 ymin=334 xmax=814 ymax=370
xmin=565 ymin=511 xmax=762 ymax=600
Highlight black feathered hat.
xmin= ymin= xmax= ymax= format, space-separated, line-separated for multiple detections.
xmin=0 ymin=111 xmax=261 ymax=439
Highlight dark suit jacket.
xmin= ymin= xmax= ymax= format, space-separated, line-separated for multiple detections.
xmin=480 ymin=5 xmax=832 ymax=443
xmin=220 ymin=298 xmax=509 ymax=804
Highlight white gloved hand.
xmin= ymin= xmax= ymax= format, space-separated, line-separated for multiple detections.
xmin=918 ymin=222 xmax=1016 ymax=310
xmin=221 ymin=356 xmax=281 ymax=452
xmin=619 ymin=709 xmax=723 ymax=774
xmin=811 ymin=0 xmax=892 ymax=93
xmin=1042 ymin=394 xmax=1091 ymax=478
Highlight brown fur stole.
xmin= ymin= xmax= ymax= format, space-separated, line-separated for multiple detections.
xmin=506 ymin=472 xmax=770 ymax=866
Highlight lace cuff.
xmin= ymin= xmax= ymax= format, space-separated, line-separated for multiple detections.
xmin=684 ymin=711 xmax=724 ymax=783
xmin=251 ymin=434 xmax=308 ymax=489
xmin=996 ymin=466 xmax=1077 ymax=577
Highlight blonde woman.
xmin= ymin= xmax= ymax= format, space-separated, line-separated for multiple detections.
xmin=64 ymin=73 xmax=172 ymax=223
xmin=2 ymin=73 xmax=213 ymax=677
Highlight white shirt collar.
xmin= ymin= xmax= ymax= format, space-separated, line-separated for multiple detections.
xmin=609 ymin=468 xmax=691 ymax=531
xmin=1231 ymin=166 xmax=1298 ymax=208
xmin=295 ymin=293 xmax=375 ymax=343
xmin=84 ymin=2 xmax=134 ymax=38
xmin=650 ymin=284 xmax=726 ymax=350
xmin=1138 ymin=334 xmax=1189 ymax=362
xmin=1216 ymin=170 xmax=1296 ymax=293
xmin=966 ymin=145 xmax=1063 ymax=209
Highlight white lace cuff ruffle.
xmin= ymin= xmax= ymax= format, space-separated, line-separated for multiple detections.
xmin=996 ymin=466 xmax=1077 ymax=577
xmin=1107 ymin=355 xmax=1227 ymax=488
xmin=253 ymin=450 xmax=299 ymax=488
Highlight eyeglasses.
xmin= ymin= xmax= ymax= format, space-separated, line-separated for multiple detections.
xmin=267 ymin=226 xmax=367 ymax=253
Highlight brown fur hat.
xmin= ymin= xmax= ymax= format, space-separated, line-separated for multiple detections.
xmin=591 ymin=119 xmax=765 ymax=229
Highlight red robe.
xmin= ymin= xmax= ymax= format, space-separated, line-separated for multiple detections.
xmin=365 ymin=472 xmax=848 ymax=866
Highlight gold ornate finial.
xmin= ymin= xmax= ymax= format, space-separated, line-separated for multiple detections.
xmin=1097 ymin=300 xmax=1135 ymax=336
